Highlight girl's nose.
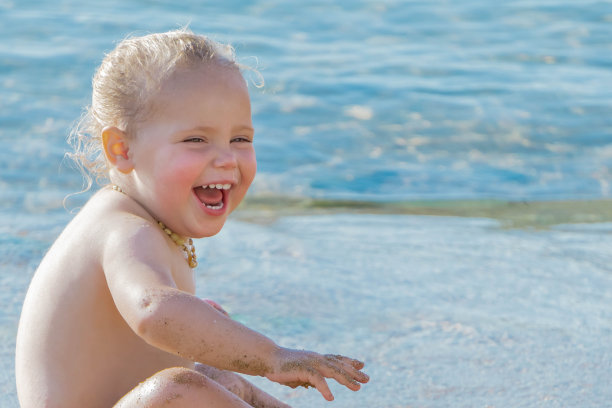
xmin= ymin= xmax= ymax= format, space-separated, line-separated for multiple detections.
xmin=213 ymin=148 xmax=238 ymax=169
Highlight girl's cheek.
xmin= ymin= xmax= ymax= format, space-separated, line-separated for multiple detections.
xmin=165 ymin=155 xmax=205 ymax=183
xmin=242 ymin=152 xmax=257 ymax=180
xmin=240 ymin=148 xmax=257 ymax=167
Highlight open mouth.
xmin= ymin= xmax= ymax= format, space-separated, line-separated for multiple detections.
xmin=194 ymin=183 xmax=231 ymax=210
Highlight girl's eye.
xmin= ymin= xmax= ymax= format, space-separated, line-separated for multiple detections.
xmin=184 ymin=137 xmax=206 ymax=143
xmin=231 ymin=136 xmax=253 ymax=143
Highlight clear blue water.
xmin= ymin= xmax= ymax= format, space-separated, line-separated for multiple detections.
xmin=2 ymin=1 xmax=612 ymax=407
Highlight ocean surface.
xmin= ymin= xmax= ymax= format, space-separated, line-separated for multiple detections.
xmin=1 ymin=1 xmax=612 ymax=407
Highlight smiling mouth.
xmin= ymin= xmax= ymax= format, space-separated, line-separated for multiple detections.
xmin=194 ymin=183 xmax=231 ymax=210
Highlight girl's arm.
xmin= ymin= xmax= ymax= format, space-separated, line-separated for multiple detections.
xmin=103 ymin=220 xmax=368 ymax=400
xmin=127 ymin=286 xmax=368 ymax=400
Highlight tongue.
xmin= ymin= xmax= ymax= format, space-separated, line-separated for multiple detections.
xmin=195 ymin=187 xmax=223 ymax=205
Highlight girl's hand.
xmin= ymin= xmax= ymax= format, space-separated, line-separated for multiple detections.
xmin=265 ymin=348 xmax=369 ymax=401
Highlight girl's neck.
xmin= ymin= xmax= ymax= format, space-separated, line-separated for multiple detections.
xmin=109 ymin=184 xmax=197 ymax=268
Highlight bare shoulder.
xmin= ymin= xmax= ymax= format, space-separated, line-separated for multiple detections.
xmin=85 ymin=189 xmax=177 ymax=281
xmin=64 ymin=189 xmax=166 ymax=261
xmin=38 ymin=188 xmax=176 ymax=290
xmin=91 ymin=188 xmax=198 ymax=297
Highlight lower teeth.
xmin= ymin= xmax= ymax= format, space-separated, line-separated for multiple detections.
xmin=205 ymin=202 xmax=224 ymax=210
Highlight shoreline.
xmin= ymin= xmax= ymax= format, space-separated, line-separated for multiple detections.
xmin=237 ymin=196 xmax=612 ymax=229
xmin=14 ymin=191 xmax=612 ymax=230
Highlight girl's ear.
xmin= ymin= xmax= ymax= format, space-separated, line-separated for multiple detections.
xmin=102 ymin=126 xmax=133 ymax=174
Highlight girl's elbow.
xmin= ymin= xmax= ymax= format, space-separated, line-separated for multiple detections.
xmin=130 ymin=289 xmax=179 ymax=343
xmin=133 ymin=310 xmax=158 ymax=340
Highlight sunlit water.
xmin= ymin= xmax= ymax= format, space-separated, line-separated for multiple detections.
xmin=1 ymin=1 xmax=612 ymax=406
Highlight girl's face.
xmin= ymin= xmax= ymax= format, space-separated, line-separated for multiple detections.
xmin=127 ymin=64 xmax=256 ymax=238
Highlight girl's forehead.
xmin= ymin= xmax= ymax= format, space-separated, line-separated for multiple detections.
xmin=163 ymin=63 xmax=245 ymax=92
xmin=148 ymin=65 xmax=243 ymax=110
xmin=140 ymin=63 xmax=251 ymax=129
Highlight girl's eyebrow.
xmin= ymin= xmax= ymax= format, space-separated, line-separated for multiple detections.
xmin=180 ymin=126 xmax=215 ymax=133
xmin=234 ymin=125 xmax=255 ymax=134
xmin=180 ymin=125 xmax=254 ymax=134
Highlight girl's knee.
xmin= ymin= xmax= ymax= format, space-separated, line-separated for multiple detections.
xmin=150 ymin=367 xmax=212 ymax=403
xmin=160 ymin=366 xmax=209 ymax=388
xmin=115 ymin=367 xmax=208 ymax=407
xmin=115 ymin=367 xmax=250 ymax=408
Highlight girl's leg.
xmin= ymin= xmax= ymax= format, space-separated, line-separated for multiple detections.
xmin=113 ymin=367 xmax=252 ymax=408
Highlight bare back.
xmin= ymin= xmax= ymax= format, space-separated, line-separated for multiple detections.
xmin=15 ymin=189 xmax=194 ymax=408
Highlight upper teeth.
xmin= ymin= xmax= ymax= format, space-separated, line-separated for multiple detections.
xmin=204 ymin=184 xmax=231 ymax=190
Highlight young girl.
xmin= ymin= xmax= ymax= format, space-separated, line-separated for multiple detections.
xmin=15 ymin=30 xmax=368 ymax=408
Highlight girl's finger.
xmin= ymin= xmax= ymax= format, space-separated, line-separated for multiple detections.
xmin=348 ymin=358 xmax=365 ymax=370
xmin=308 ymin=371 xmax=334 ymax=401
xmin=325 ymin=354 xmax=365 ymax=370
xmin=317 ymin=359 xmax=362 ymax=391
xmin=323 ymin=355 xmax=370 ymax=386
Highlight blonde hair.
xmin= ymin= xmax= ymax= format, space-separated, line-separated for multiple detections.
xmin=67 ymin=29 xmax=248 ymax=191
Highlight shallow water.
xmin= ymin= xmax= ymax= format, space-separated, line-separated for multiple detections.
xmin=202 ymin=215 xmax=612 ymax=407
xmin=3 ymin=214 xmax=612 ymax=407
xmin=2 ymin=0 xmax=612 ymax=202
xmin=2 ymin=0 xmax=612 ymax=407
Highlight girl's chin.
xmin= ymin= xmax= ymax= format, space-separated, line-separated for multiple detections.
xmin=189 ymin=218 xmax=227 ymax=239
xmin=192 ymin=230 xmax=222 ymax=239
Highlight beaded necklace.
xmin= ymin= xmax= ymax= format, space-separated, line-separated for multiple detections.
xmin=110 ymin=185 xmax=198 ymax=268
